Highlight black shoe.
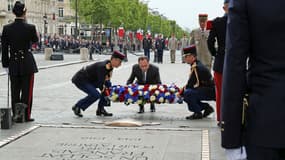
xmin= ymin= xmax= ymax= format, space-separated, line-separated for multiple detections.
xmin=138 ymin=105 xmax=145 ymax=114
xmin=203 ymin=104 xmax=214 ymax=118
xmin=186 ymin=112 xmax=203 ymax=120
xmin=26 ymin=118 xmax=35 ymax=122
xmin=96 ymin=108 xmax=113 ymax=116
xmin=150 ymin=104 xmax=155 ymax=112
xmin=72 ymin=105 xmax=83 ymax=117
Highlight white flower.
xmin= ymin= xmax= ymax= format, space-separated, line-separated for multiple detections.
xmin=150 ymin=95 xmax=156 ymax=102
xmin=127 ymin=98 xmax=133 ymax=103
xmin=159 ymin=97 xmax=164 ymax=103
xmin=165 ymin=99 xmax=169 ymax=103
xmin=138 ymin=91 xmax=143 ymax=96
xmin=169 ymin=87 xmax=176 ymax=93
xmin=155 ymin=90 xmax=160 ymax=95
xmin=129 ymin=91 xmax=133 ymax=95
xmin=137 ymin=99 xmax=143 ymax=105
xmin=138 ymin=85 xmax=144 ymax=90
xmin=144 ymin=91 xmax=148 ymax=96
xmin=165 ymin=92 xmax=170 ymax=96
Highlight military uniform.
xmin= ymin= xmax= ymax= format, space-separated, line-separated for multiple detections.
xmin=1 ymin=18 xmax=38 ymax=121
xmin=190 ymin=14 xmax=212 ymax=71
xmin=71 ymin=51 xmax=125 ymax=117
xmin=182 ymin=45 xmax=215 ymax=120
xmin=222 ymin=0 xmax=285 ymax=158
xmin=207 ymin=14 xmax=227 ymax=123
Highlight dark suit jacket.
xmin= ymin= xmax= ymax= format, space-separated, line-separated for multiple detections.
xmin=221 ymin=0 xmax=285 ymax=149
xmin=207 ymin=15 xmax=227 ymax=73
xmin=1 ymin=19 xmax=39 ymax=76
xmin=126 ymin=64 xmax=161 ymax=85
xmin=72 ymin=60 xmax=113 ymax=90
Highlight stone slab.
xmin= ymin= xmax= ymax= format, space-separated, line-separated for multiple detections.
xmin=0 ymin=126 xmax=202 ymax=160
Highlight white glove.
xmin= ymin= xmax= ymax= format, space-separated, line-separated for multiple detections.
xmin=225 ymin=146 xmax=247 ymax=160
xmin=4 ymin=68 xmax=9 ymax=74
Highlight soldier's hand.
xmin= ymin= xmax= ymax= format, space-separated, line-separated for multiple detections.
xmin=4 ymin=68 xmax=9 ymax=74
xmin=225 ymin=146 xmax=247 ymax=160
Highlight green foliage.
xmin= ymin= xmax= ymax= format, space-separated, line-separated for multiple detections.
xmin=70 ymin=0 xmax=188 ymax=38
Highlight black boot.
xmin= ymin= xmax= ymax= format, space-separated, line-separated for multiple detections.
xmin=150 ymin=103 xmax=155 ymax=112
xmin=138 ymin=105 xmax=145 ymax=114
xmin=203 ymin=103 xmax=214 ymax=118
xmin=72 ymin=105 xmax=83 ymax=117
xmin=186 ymin=112 xmax=203 ymax=120
xmin=96 ymin=107 xmax=113 ymax=116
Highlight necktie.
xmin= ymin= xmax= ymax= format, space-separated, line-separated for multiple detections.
xmin=142 ymin=71 xmax=146 ymax=82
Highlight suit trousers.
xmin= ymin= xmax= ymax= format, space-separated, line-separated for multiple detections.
xmin=170 ymin=50 xmax=176 ymax=63
xmin=183 ymin=88 xmax=208 ymax=113
xmin=10 ymin=74 xmax=34 ymax=120
xmin=246 ymin=145 xmax=285 ymax=160
xmin=214 ymin=72 xmax=222 ymax=122
xmin=74 ymin=82 xmax=104 ymax=111
xmin=144 ymin=49 xmax=150 ymax=60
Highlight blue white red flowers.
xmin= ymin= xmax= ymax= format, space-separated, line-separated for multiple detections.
xmin=109 ymin=84 xmax=182 ymax=105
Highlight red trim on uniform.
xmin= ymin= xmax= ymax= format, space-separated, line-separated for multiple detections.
xmin=27 ymin=74 xmax=34 ymax=120
xmin=214 ymin=72 xmax=222 ymax=122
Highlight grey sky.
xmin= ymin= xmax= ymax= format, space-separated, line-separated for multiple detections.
xmin=146 ymin=0 xmax=225 ymax=30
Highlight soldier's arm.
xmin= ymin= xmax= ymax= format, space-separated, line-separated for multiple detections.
xmin=126 ymin=65 xmax=136 ymax=85
xmin=31 ymin=25 xmax=39 ymax=43
xmin=1 ymin=26 xmax=9 ymax=68
xmin=207 ymin=21 xmax=218 ymax=57
xmin=189 ymin=31 xmax=195 ymax=45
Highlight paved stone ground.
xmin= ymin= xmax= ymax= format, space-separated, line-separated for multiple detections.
xmin=0 ymin=50 xmax=226 ymax=160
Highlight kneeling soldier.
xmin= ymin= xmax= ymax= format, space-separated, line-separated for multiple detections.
xmin=182 ymin=45 xmax=215 ymax=120
xmin=71 ymin=50 xmax=125 ymax=117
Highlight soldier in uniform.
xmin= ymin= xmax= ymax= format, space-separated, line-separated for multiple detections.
xmin=1 ymin=1 xmax=39 ymax=122
xmin=221 ymin=0 xmax=285 ymax=159
xmin=126 ymin=56 xmax=161 ymax=113
xmin=142 ymin=34 xmax=152 ymax=60
xmin=180 ymin=34 xmax=189 ymax=63
xmin=207 ymin=0 xmax=229 ymax=126
xmin=71 ymin=50 xmax=125 ymax=117
xmin=190 ymin=14 xmax=212 ymax=71
xmin=182 ymin=45 xmax=215 ymax=120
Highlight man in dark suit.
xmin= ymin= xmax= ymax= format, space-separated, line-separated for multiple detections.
xmin=221 ymin=0 xmax=285 ymax=159
xmin=182 ymin=45 xmax=215 ymax=120
xmin=126 ymin=56 xmax=161 ymax=113
xmin=71 ymin=51 xmax=125 ymax=117
xmin=1 ymin=1 xmax=39 ymax=122
xmin=207 ymin=0 xmax=229 ymax=126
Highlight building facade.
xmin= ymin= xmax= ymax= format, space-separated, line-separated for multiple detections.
xmin=0 ymin=0 xmax=76 ymax=36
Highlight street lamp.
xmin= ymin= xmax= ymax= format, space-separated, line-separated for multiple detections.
xmin=43 ymin=13 xmax=48 ymax=45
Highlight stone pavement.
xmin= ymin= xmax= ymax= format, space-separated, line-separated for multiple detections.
xmin=0 ymin=51 xmax=226 ymax=160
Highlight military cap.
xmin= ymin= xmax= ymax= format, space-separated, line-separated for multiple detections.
xmin=112 ymin=50 xmax=125 ymax=60
xmin=224 ymin=0 xmax=229 ymax=4
xmin=183 ymin=45 xmax=197 ymax=57
xmin=199 ymin=14 xmax=208 ymax=22
xmin=13 ymin=1 xmax=26 ymax=17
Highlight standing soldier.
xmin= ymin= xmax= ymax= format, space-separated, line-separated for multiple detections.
xmin=207 ymin=0 xmax=229 ymax=126
xmin=1 ymin=1 xmax=39 ymax=122
xmin=182 ymin=45 xmax=215 ymax=120
xmin=155 ymin=34 xmax=164 ymax=64
xmin=168 ymin=33 xmax=178 ymax=63
xmin=180 ymin=34 xmax=189 ymax=63
xmin=71 ymin=51 xmax=125 ymax=117
xmin=142 ymin=34 xmax=152 ymax=60
xmin=190 ymin=14 xmax=212 ymax=71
